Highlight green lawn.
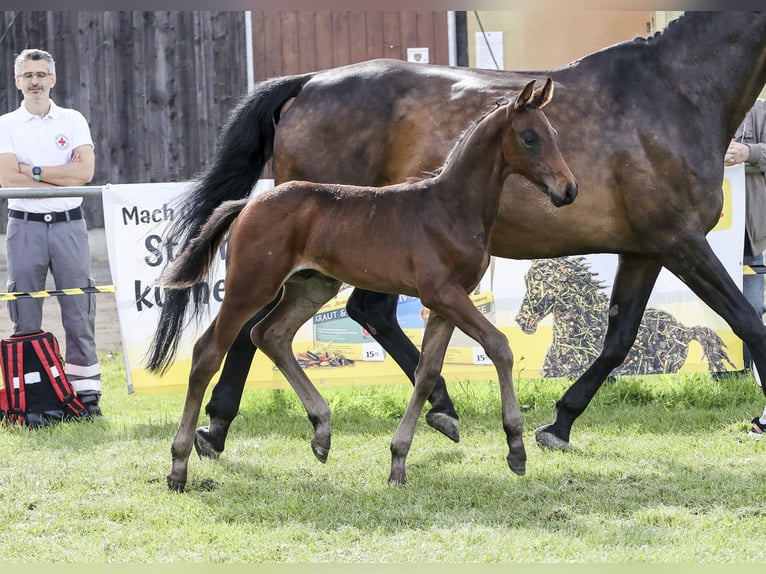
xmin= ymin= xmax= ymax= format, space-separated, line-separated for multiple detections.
xmin=2 ymin=351 xmax=766 ymax=563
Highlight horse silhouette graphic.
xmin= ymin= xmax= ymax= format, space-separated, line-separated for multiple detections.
xmin=515 ymin=256 xmax=735 ymax=378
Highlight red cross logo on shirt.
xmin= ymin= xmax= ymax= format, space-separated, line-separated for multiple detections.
xmin=54 ymin=134 xmax=70 ymax=149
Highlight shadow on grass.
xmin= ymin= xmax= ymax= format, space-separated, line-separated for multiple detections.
xmin=177 ymin=438 xmax=766 ymax=538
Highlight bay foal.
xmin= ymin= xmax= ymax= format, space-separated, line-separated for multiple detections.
xmin=157 ymin=79 xmax=577 ymax=490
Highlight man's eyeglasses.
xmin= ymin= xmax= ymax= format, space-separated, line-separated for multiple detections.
xmin=18 ymin=72 xmax=51 ymax=80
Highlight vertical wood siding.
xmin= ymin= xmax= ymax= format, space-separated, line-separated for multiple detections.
xmin=250 ymin=11 xmax=450 ymax=81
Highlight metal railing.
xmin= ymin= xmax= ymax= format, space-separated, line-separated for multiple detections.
xmin=0 ymin=186 xmax=103 ymax=199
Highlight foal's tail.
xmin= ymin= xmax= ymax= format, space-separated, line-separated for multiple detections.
xmin=146 ymin=199 xmax=249 ymax=374
xmin=145 ymin=73 xmax=313 ymax=375
xmin=691 ymin=326 xmax=735 ymax=372
xmin=163 ymin=199 xmax=250 ymax=289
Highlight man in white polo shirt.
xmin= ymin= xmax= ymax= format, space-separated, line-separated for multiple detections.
xmin=0 ymin=48 xmax=102 ymax=416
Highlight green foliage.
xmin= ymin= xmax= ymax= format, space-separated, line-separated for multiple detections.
xmin=2 ymin=353 xmax=766 ymax=562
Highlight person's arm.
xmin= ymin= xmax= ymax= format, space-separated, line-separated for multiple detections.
xmin=749 ymin=100 xmax=766 ymax=167
xmin=17 ymin=144 xmax=95 ymax=187
xmin=747 ymin=141 xmax=766 ymax=167
xmin=0 ymin=152 xmax=28 ymax=188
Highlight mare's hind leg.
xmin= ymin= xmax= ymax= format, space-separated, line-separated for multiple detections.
xmin=250 ymin=272 xmax=342 ymax=463
xmin=195 ymin=296 xmax=279 ymax=459
xmin=389 ymin=312 xmax=455 ymax=485
xmin=536 ymin=254 xmax=661 ymax=450
xmin=168 ymin=316 xmax=244 ymax=491
xmin=347 ymin=288 xmax=460 ymax=442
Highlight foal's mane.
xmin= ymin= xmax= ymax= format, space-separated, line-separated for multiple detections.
xmin=432 ymin=97 xmax=511 ymax=178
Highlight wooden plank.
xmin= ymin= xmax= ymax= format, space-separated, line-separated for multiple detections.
xmin=415 ymin=11 xmax=435 ymax=50
xmin=131 ymin=12 xmax=149 ymax=182
xmin=263 ymin=11 xmax=283 ymax=78
xmin=365 ymin=12 xmax=384 ymax=61
xmin=77 ymin=12 xmax=102 ymax=224
xmin=348 ymin=12 xmax=367 ymax=64
xmin=314 ymin=11 xmax=334 ymax=72
xmin=382 ymin=11 xmax=402 ymax=60
xmin=297 ymin=11 xmax=317 ymax=73
xmin=281 ymin=12 xmax=300 ymax=75
xmin=331 ymin=11 xmax=350 ymax=67
xmin=250 ymin=12 xmax=267 ymax=82
xmin=400 ymin=11 xmax=418 ymax=61
xmin=433 ymin=12 xmax=450 ymax=65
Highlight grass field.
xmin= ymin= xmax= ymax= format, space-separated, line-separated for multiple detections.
xmin=3 ymin=350 xmax=766 ymax=563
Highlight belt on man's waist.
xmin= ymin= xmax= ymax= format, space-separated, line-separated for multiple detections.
xmin=8 ymin=207 xmax=83 ymax=224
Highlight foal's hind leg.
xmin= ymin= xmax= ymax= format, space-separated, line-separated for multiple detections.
xmin=168 ymin=318 xmax=239 ymax=491
xmin=347 ymin=288 xmax=460 ymax=442
xmin=250 ymin=273 xmax=342 ymax=463
xmin=196 ymin=296 xmax=279 ymax=459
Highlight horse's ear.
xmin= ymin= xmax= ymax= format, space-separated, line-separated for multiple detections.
xmin=531 ymin=77 xmax=554 ymax=109
xmin=513 ymin=80 xmax=536 ymax=111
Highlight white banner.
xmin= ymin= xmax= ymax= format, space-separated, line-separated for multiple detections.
xmin=102 ymin=166 xmax=746 ymax=394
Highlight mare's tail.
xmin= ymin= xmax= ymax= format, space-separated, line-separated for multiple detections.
xmin=691 ymin=326 xmax=735 ymax=372
xmin=145 ymin=71 xmax=312 ymax=375
xmin=146 ymin=199 xmax=250 ymax=374
xmin=166 ymin=72 xmax=313 ymax=253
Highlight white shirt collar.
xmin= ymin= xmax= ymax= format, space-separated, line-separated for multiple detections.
xmin=19 ymin=99 xmax=59 ymax=121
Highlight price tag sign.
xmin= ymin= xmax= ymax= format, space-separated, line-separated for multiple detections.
xmin=473 ymin=347 xmax=493 ymax=365
xmin=362 ymin=342 xmax=385 ymax=362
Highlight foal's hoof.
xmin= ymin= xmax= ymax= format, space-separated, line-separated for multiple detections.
xmin=311 ymin=439 xmax=330 ymax=463
xmin=425 ymin=410 xmax=460 ymax=443
xmin=507 ymin=457 xmax=526 ymax=476
xmin=535 ymin=425 xmax=571 ymax=451
xmin=194 ymin=426 xmax=222 ymax=460
xmin=166 ymin=475 xmax=186 ymax=493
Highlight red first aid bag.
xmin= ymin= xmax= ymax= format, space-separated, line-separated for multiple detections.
xmin=0 ymin=331 xmax=88 ymax=427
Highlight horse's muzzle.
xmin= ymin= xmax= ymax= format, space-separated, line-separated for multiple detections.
xmin=549 ymin=181 xmax=578 ymax=207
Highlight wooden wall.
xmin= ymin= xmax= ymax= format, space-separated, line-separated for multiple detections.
xmin=0 ymin=11 xmax=248 ymax=231
xmin=250 ymin=11 xmax=450 ymax=80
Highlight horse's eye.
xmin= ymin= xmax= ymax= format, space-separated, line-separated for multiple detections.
xmin=521 ymin=130 xmax=538 ymax=146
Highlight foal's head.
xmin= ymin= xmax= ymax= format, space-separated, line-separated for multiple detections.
xmin=503 ymin=78 xmax=578 ymax=208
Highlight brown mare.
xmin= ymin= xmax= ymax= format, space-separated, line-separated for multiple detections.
xmin=155 ymin=80 xmax=577 ymax=490
xmin=149 ymin=12 xmax=766 ymax=460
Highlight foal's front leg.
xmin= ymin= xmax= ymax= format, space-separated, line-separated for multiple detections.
xmin=432 ymin=287 xmax=526 ymax=476
xmin=389 ymin=312 xmax=455 ymax=485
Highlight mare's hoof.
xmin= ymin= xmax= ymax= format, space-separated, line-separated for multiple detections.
xmin=166 ymin=475 xmax=186 ymax=493
xmin=194 ymin=426 xmax=222 ymax=460
xmin=535 ymin=425 xmax=571 ymax=450
xmin=507 ymin=457 xmax=526 ymax=476
xmin=311 ymin=440 xmax=330 ymax=463
xmin=388 ymin=471 xmax=407 ymax=485
xmin=425 ymin=410 xmax=460 ymax=443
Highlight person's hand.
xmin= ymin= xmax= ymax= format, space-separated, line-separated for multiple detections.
xmin=725 ymin=140 xmax=750 ymax=166
xmin=70 ymin=151 xmax=81 ymax=163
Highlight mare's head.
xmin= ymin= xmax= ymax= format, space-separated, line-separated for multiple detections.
xmin=503 ymin=79 xmax=578 ymax=208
